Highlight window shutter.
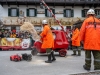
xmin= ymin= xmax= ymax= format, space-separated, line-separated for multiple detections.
xmin=45 ymin=9 xmax=47 ymax=17
xmin=8 ymin=8 xmax=11 ymax=16
xmin=63 ymin=9 xmax=66 ymax=17
xmin=95 ymin=10 xmax=97 ymax=15
xmin=27 ymin=9 xmax=29 ymax=17
xmin=17 ymin=9 xmax=19 ymax=17
xmin=71 ymin=9 xmax=74 ymax=17
xmin=35 ymin=8 xmax=37 ymax=17
xmin=82 ymin=10 xmax=85 ymax=17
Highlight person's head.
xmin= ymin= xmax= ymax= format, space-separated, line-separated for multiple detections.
xmin=72 ymin=25 xmax=76 ymax=30
xmin=42 ymin=20 xmax=48 ymax=27
xmin=87 ymin=9 xmax=95 ymax=17
xmin=72 ymin=25 xmax=80 ymax=31
xmin=5 ymin=30 xmax=7 ymax=33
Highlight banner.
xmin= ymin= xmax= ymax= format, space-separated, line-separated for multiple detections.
xmin=21 ymin=39 xmax=30 ymax=48
xmin=0 ymin=38 xmax=30 ymax=49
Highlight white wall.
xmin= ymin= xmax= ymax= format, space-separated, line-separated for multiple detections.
xmin=0 ymin=5 xmax=8 ymax=17
xmin=74 ymin=7 xmax=82 ymax=17
xmin=19 ymin=5 xmax=27 ymax=17
xmin=55 ymin=6 xmax=64 ymax=18
xmin=0 ymin=5 xmax=99 ymax=18
xmin=37 ymin=6 xmax=45 ymax=17
xmin=0 ymin=5 xmax=85 ymax=18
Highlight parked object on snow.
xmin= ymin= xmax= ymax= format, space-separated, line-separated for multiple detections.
xmin=22 ymin=53 xmax=32 ymax=61
xmin=10 ymin=54 xmax=22 ymax=62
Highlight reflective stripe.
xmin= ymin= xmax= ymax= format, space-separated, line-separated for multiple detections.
xmin=86 ymin=25 xmax=100 ymax=28
xmin=73 ymin=49 xmax=77 ymax=51
xmin=85 ymin=58 xmax=91 ymax=60
xmin=94 ymin=59 xmax=100 ymax=62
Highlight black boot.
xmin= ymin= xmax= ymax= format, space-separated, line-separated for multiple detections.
xmin=51 ymin=51 xmax=56 ymax=61
xmin=83 ymin=65 xmax=90 ymax=71
xmin=45 ymin=54 xmax=52 ymax=63
xmin=71 ymin=50 xmax=76 ymax=56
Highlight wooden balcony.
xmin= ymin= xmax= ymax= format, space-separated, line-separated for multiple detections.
xmin=2 ymin=17 xmax=85 ymax=26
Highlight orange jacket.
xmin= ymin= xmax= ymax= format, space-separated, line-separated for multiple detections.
xmin=71 ymin=28 xmax=80 ymax=46
xmin=40 ymin=25 xmax=54 ymax=48
xmin=80 ymin=16 xmax=100 ymax=50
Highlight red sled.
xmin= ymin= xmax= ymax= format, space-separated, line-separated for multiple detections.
xmin=31 ymin=30 xmax=69 ymax=57
xmin=10 ymin=54 xmax=22 ymax=62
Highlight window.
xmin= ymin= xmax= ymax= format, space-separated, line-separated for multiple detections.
xmin=27 ymin=8 xmax=37 ymax=17
xmin=11 ymin=9 xmax=17 ymax=16
xmin=66 ymin=26 xmax=71 ymax=30
xmin=95 ymin=9 xmax=100 ymax=16
xmin=79 ymin=0 xmax=85 ymax=1
xmin=45 ymin=8 xmax=55 ymax=17
xmin=47 ymin=10 xmax=52 ymax=17
xmin=86 ymin=0 xmax=93 ymax=1
xmin=8 ymin=8 xmax=19 ymax=17
xmin=63 ymin=9 xmax=74 ymax=17
xmin=81 ymin=9 xmax=88 ymax=17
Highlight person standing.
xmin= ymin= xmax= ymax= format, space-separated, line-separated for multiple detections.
xmin=40 ymin=20 xmax=56 ymax=63
xmin=71 ymin=25 xmax=81 ymax=56
xmin=4 ymin=30 xmax=10 ymax=38
xmin=0 ymin=31 xmax=4 ymax=38
xmin=80 ymin=9 xmax=100 ymax=70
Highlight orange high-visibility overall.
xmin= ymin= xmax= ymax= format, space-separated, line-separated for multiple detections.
xmin=40 ymin=25 xmax=54 ymax=49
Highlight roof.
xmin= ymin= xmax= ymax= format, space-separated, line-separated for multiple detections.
xmin=0 ymin=0 xmax=100 ymax=7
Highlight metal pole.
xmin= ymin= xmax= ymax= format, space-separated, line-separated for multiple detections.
xmin=40 ymin=0 xmax=64 ymax=31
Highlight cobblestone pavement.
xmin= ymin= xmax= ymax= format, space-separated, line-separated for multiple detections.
xmin=0 ymin=50 xmax=100 ymax=75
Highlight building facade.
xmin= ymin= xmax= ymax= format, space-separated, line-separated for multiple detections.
xmin=0 ymin=0 xmax=100 ymax=32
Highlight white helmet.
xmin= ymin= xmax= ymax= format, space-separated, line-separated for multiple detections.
xmin=42 ymin=20 xmax=47 ymax=24
xmin=87 ymin=9 xmax=95 ymax=15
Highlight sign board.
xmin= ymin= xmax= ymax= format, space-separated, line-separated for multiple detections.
xmin=0 ymin=38 xmax=30 ymax=49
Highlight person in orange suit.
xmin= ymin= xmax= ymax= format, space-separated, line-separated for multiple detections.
xmin=80 ymin=9 xmax=100 ymax=70
xmin=71 ymin=25 xmax=81 ymax=56
xmin=40 ymin=20 xmax=56 ymax=63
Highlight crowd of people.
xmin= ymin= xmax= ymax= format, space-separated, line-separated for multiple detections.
xmin=0 ymin=30 xmax=32 ymax=39
xmin=0 ymin=30 xmax=34 ymax=48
